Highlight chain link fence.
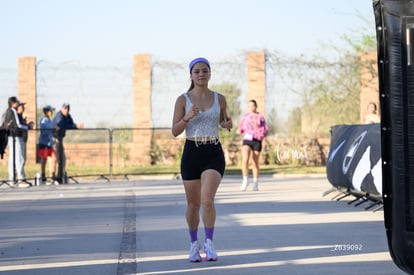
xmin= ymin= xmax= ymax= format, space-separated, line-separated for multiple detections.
xmin=0 ymin=53 xmax=349 ymax=183
xmin=0 ymin=127 xmax=328 ymax=184
xmin=0 ymin=52 xmax=320 ymax=129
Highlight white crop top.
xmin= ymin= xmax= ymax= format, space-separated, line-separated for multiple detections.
xmin=183 ymin=92 xmax=220 ymax=138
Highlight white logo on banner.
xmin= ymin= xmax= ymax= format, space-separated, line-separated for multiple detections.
xmin=351 ymin=146 xmax=370 ymax=191
xmin=352 ymin=146 xmax=382 ymax=194
xmin=371 ymin=157 xmax=382 ymax=194
xmin=342 ymin=131 xmax=367 ymax=175
xmin=328 ymin=139 xmax=346 ymax=163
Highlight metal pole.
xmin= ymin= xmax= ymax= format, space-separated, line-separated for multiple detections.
xmin=109 ymin=128 xmax=113 ymax=177
xmin=12 ymin=133 xmax=16 ymax=183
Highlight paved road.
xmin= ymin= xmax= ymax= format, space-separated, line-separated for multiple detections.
xmin=0 ymin=174 xmax=404 ymax=274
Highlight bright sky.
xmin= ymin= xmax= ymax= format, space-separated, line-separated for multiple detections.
xmin=0 ymin=0 xmax=377 ymax=127
xmin=0 ymin=0 xmax=375 ymax=67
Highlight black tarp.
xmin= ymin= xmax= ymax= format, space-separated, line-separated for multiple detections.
xmin=374 ymin=0 xmax=414 ymax=273
xmin=327 ymin=124 xmax=381 ymax=196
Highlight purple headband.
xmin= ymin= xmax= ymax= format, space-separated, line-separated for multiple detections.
xmin=189 ymin=57 xmax=210 ymax=72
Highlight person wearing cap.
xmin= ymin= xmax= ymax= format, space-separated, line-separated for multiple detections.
xmin=4 ymin=97 xmax=33 ymax=188
xmin=16 ymin=102 xmax=34 ymax=178
xmin=52 ymin=103 xmax=83 ymax=184
xmin=38 ymin=105 xmax=57 ymax=185
xmin=172 ymin=57 xmax=233 ymax=262
xmin=16 ymin=102 xmax=34 ymax=144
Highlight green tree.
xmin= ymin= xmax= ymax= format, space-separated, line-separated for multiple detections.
xmin=266 ymin=107 xmax=282 ymax=136
xmin=285 ymin=107 xmax=302 ymax=136
xmin=210 ymin=82 xmax=241 ymax=139
xmin=303 ymin=54 xmax=362 ymax=137
xmin=283 ymin=21 xmax=377 ymax=138
xmin=210 ymin=82 xmax=241 ymax=121
xmin=210 ymin=82 xmax=242 ymax=163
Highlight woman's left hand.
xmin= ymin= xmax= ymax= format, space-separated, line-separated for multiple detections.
xmin=222 ymin=117 xmax=232 ymax=131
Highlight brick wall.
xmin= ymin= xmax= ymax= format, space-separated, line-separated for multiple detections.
xmin=247 ymin=52 xmax=266 ymax=116
xmin=6 ymin=51 xmax=345 ymax=171
xmin=132 ymin=54 xmax=152 ymax=164
xmin=17 ymin=57 xmax=38 ymax=165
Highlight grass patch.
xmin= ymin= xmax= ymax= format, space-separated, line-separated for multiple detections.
xmin=225 ymin=164 xmax=326 ymax=175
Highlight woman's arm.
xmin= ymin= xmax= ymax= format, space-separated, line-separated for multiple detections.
xmin=218 ymin=94 xmax=232 ymax=131
xmin=172 ymin=95 xmax=188 ymax=137
xmin=237 ymin=114 xmax=246 ymax=134
xmin=172 ymin=94 xmax=202 ymax=137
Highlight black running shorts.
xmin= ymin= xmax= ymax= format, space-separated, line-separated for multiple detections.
xmin=242 ymin=139 xmax=262 ymax=152
xmin=180 ymin=139 xmax=225 ymax=180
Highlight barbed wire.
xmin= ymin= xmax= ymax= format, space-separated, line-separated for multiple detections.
xmin=0 ymin=68 xmax=18 ymax=103
xmin=0 ymin=52 xmax=351 ymax=128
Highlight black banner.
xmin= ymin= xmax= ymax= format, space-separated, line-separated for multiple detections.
xmin=374 ymin=0 xmax=414 ymax=273
xmin=327 ymin=124 xmax=381 ymax=196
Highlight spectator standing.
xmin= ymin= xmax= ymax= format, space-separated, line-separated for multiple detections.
xmin=16 ymin=102 xmax=34 ymax=177
xmin=364 ymin=102 xmax=380 ymax=124
xmin=52 ymin=103 xmax=83 ymax=184
xmin=5 ymin=97 xmax=33 ymax=187
xmin=38 ymin=105 xmax=58 ymax=185
xmin=16 ymin=102 xmax=33 ymax=144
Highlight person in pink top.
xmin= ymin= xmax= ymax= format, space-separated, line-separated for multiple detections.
xmin=237 ymin=99 xmax=268 ymax=191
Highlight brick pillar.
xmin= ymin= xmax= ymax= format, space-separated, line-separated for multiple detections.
xmin=247 ymin=51 xmax=267 ymax=164
xmin=132 ymin=54 xmax=152 ymax=164
xmin=247 ymin=51 xmax=266 ymax=116
xmin=133 ymin=54 xmax=152 ymax=129
xmin=18 ymin=56 xmax=37 ymax=165
xmin=360 ymin=52 xmax=379 ymax=123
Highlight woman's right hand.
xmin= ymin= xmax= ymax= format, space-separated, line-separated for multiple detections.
xmin=187 ymin=105 xmax=200 ymax=121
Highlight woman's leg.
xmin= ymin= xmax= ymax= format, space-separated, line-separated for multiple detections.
xmin=183 ymin=179 xmax=201 ymax=232
xmin=241 ymin=145 xmax=251 ymax=178
xmin=252 ymin=150 xmax=261 ymax=191
xmin=240 ymin=145 xmax=251 ymax=191
xmin=183 ymin=179 xmax=203 ymax=262
xmin=251 ymin=150 xmax=261 ymax=179
xmin=200 ymin=169 xmax=221 ymax=261
xmin=200 ymin=169 xmax=221 ymax=229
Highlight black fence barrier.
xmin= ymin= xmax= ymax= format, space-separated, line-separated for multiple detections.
xmin=1 ymin=128 xmax=113 ymax=186
xmin=0 ymin=127 xmax=230 ymax=185
xmin=0 ymin=127 xmax=329 ymax=186
xmin=0 ymin=128 xmax=178 ymax=185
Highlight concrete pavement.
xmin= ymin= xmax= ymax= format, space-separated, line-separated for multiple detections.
xmin=0 ymin=174 xmax=404 ymax=274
